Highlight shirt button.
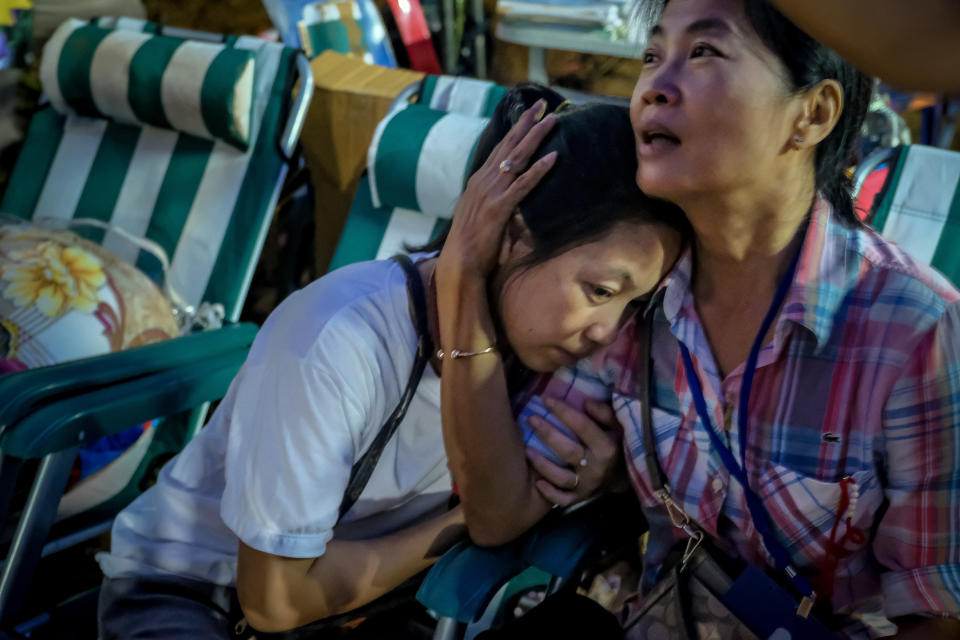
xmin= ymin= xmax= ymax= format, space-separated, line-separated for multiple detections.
xmin=723 ymin=405 xmax=734 ymax=431
xmin=712 ymin=477 xmax=724 ymax=492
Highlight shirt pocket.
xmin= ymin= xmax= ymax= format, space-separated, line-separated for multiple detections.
xmin=754 ymin=462 xmax=880 ymax=567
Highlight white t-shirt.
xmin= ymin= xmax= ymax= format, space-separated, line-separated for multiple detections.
xmin=97 ymin=257 xmax=451 ymax=586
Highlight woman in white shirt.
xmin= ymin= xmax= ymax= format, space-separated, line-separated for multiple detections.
xmin=96 ymin=85 xmax=689 ymax=639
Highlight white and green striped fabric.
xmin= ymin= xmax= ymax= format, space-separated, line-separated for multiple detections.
xmin=872 ymin=145 xmax=960 ymax=285
xmin=418 ymin=75 xmax=506 ymax=117
xmin=2 ymin=17 xmax=301 ymax=322
xmin=367 ymin=104 xmax=489 ymax=216
xmin=330 ymin=78 xmax=504 ymax=272
xmin=328 ymin=175 xmax=451 ymax=270
xmin=41 ymin=18 xmax=256 ymax=150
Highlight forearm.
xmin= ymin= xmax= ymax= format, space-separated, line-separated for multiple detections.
xmin=771 ymin=0 xmax=960 ymax=92
xmin=892 ymin=616 xmax=960 ymax=639
xmin=237 ymin=507 xmax=466 ymax=631
xmin=437 ymin=268 xmax=553 ymax=545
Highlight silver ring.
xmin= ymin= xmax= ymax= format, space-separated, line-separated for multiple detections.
xmin=498 ymin=159 xmax=512 ymax=174
xmin=579 ymin=457 xmax=588 ymax=468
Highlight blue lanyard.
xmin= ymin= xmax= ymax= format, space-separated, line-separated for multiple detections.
xmin=677 ymin=242 xmax=817 ymax=607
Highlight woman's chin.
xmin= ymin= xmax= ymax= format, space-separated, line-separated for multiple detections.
xmin=636 ymin=170 xmax=684 ymax=203
xmin=514 ymin=350 xmax=562 ymax=374
xmin=520 ymin=357 xmax=556 ymax=373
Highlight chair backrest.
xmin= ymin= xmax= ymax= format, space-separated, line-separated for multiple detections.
xmin=865 ymin=144 xmax=960 ymax=286
xmin=0 ymin=17 xmax=312 ymax=322
xmin=328 ymin=76 xmax=503 ymax=271
xmin=418 ymin=75 xmax=507 ymax=117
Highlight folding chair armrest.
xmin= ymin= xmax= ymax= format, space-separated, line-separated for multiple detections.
xmin=522 ymin=492 xmax=648 ymax=580
xmin=417 ymin=538 xmax=528 ymax=624
xmin=0 ymin=323 xmax=258 ymax=430
xmin=0 ymin=349 xmax=247 ymax=459
xmin=417 ymin=493 xmax=647 ymax=625
xmin=280 ymin=52 xmax=313 ymax=158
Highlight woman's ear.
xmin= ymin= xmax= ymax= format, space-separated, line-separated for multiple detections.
xmin=497 ymin=212 xmax=534 ymax=267
xmin=792 ymin=78 xmax=844 ymax=149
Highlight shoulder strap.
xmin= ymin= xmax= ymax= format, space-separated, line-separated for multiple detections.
xmin=338 ymin=254 xmax=433 ymax=520
xmin=638 ymin=311 xmax=669 ymax=492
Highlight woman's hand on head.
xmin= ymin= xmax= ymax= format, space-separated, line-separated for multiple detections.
xmin=437 ymin=100 xmax=558 ymax=282
xmin=525 ymin=397 xmax=625 ymax=507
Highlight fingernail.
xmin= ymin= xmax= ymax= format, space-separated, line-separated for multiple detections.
xmin=543 ymin=396 xmax=556 ymax=409
xmin=534 ymin=99 xmax=547 ymax=121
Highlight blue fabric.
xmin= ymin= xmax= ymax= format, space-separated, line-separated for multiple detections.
xmin=78 ymin=424 xmax=145 ymax=479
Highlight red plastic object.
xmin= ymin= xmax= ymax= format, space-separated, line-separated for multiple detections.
xmin=855 ymin=165 xmax=890 ymax=223
xmin=385 ymin=0 xmax=442 ymax=74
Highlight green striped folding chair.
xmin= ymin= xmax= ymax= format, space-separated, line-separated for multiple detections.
xmin=0 ymin=16 xmax=312 ymax=628
xmin=855 ymin=144 xmax=960 ymax=286
xmin=329 ymin=94 xmax=495 ymax=271
xmin=329 ymin=75 xmax=506 ymax=271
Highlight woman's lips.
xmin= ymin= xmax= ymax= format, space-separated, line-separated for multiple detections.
xmin=637 ymin=119 xmax=681 ymax=157
xmin=639 ymin=135 xmax=681 ymax=156
xmin=638 ymin=132 xmax=680 ymax=157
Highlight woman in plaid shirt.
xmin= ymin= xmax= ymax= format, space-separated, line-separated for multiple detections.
xmin=433 ymin=0 xmax=960 ymax=638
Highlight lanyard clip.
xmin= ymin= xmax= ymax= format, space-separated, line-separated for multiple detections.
xmin=797 ymin=592 xmax=817 ymax=619
xmin=681 ymin=528 xmax=704 ymax=568
xmin=656 ymin=487 xmax=690 ymax=529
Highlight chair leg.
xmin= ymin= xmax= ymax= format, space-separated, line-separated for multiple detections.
xmin=183 ymin=403 xmax=211 ymax=443
xmin=0 ymin=448 xmax=78 ymax=626
xmin=433 ymin=617 xmax=464 ymax=640
xmin=0 ymin=456 xmax=24 ymax=525
xmin=544 ymin=575 xmax=566 ymax=597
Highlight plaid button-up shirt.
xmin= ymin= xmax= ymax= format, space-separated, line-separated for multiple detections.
xmin=519 ymin=197 xmax=960 ymax=638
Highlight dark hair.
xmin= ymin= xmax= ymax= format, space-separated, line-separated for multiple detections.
xmin=414 ymin=84 xmax=689 ymax=262
xmin=635 ymin=0 xmax=871 ymax=225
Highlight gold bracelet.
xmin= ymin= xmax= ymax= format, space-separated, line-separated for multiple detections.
xmin=436 ymin=345 xmax=497 ymax=360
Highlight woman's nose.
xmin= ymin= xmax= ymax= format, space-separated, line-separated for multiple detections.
xmin=585 ymin=315 xmax=620 ymax=347
xmin=639 ymin=66 xmax=680 ymax=106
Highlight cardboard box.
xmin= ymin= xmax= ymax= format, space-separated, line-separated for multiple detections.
xmin=300 ymin=51 xmax=423 ymax=273
xmin=302 ymin=50 xmax=424 ymax=191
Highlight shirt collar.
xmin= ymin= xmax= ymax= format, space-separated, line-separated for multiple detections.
xmin=646 ymin=195 xmax=861 ymax=348
xmin=780 ymin=195 xmax=862 ymax=346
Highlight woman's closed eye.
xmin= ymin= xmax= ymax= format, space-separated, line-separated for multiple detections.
xmin=584 ymin=284 xmax=615 ymax=302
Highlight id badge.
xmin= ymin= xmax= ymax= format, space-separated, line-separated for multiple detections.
xmin=720 ymin=564 xmax=834 ymax=640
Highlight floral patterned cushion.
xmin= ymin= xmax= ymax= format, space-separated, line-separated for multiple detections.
xmin=0 ymin=223 xmax=178 ymax=372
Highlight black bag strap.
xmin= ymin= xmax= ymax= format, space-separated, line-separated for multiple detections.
xmin=337 ymin=254 xmax=433 ymax=520
xmin=638 ymin=311 xmax=669 ymax=492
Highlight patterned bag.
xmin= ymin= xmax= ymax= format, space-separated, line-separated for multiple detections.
xmin=622 ymin=548 xmax=758 ymax=640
